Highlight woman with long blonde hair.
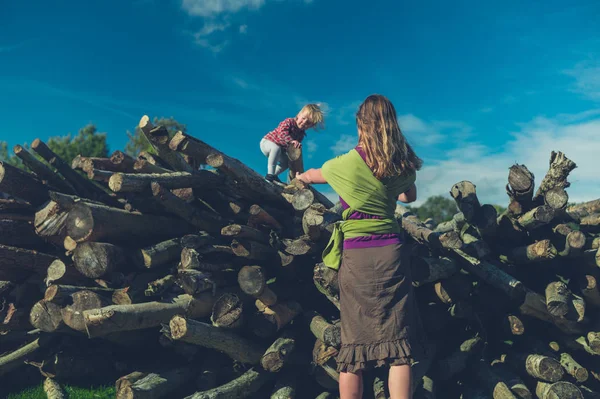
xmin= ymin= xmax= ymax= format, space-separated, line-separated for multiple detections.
xmin=296 ymin=94 xmax=426 ymax=399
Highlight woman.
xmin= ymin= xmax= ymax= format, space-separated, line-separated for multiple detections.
xmin=296 ymin=94 xmax=425 ymax=399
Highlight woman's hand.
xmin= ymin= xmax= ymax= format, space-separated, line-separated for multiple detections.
xmin=296 ymin=168 xmax=327 ymax=184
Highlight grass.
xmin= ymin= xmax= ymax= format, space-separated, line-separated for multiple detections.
xmin=6 ymin=383 xmax=115 ymax=399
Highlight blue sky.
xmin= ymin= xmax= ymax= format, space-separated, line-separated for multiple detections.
xmin=1 ymin=0 xmax=599 ymax=206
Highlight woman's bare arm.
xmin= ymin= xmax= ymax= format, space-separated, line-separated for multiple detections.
xmin=398 ymin=183 xmax=417 ymax=203
xmin=296 ymin=168 xmax=327 ymax=184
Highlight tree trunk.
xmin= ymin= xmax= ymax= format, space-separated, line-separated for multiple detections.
xmin=281 ymin=235 xmax=317 ymax=255
xmin=168 ymin=131 xmax=214 ymax=164
xmin=470 ymin=360 xmax=518 ymax=399
xmin=0 ymin=161 xmax=50 ymax=206
xmin=559 ymin=352 xmax=588 ymax=383
xmin=545 ymin=282 xmax=570 ymax=317
xmin=261 ymin=334 xmax=296 ymax=372
xmin=30 ymin=139 xmax=112 ymax=203
xmin=0 ymin=244 xmax=57 ymax=281
xmin=304 ymin=310 xmax=341 ymax=349
xmin=578 ymin=275 xmax=600 ymax=308
xmin=169 ymin=315 xmax=266 ymax=364
xmin=248 ymin=204 xmax=283 ymax=231
xmin=566 ymin=199 xmax=600 ymax=222
xmin=504 ymin=351 xmax=564 ymax=382
xmin=211 ymin=292 xmax=244 ymax=329
xmin=66 ymin=201 xmax=195 ymax=244
xmin=517 ymin=205 xmax=555 ymax=230
xmin=231 ymin=239 xmax=277 ymax=261
xmin=533 ymin=151 xmax=577 ymax=205
xmin=110 ymin=150 xmax=136 ymax=171
xmin=13 ymin=145 xmax=74 ymax=194
xmin=252 ymin=300 xmax=302 ymax=338
xmin=237 ymin=265 xmax=278 ymax=306
xmin=287 ymin=143 xmax=304 ymax=184
xmin=82 ymin=293 xmax=215 ymax=337
xmin=73 ymin=242 xmax=130 ymax=278
xmin=450 ymin=181 xmax=480 ymax=222
xmin=183 ymin=367 xmax=273 ymax=399
xmin=34 ymin=200 xmax=69 ymax=247
xmin=43 ymin=377 xmax=66 ymax=399
xmin=45 ymin=259 xmax=88 ymax=286
xmin=410 ymin=256 xmax=458 ymax=287
xmin=138 ymin=116 xmax=194 ymax=172
xmin=87 ymin=168 xmax=113 ymax=183
xmin=433 ymin=273 xmax=473 ymax=304
xmin=117 ymin=368 xmax=194 ymax=399
xmin=151 ymin=182 xmax=223 ymax=235
xmin=221 ymin=224 xmax=269 ymax=244
xmin=179 ymin=248 xmax=235 ymax=272
xmin=501 ymin=239 xmax=557 ymax=264
xmin=205 ymin=152 xmax=289 ymax=206
xmin=45 ymin=284 xmax=124 ymax=305
xmin=29 ymin=300 xmax=66 ymax=332
xmin=0 ymin=219 xmax=47 ymax=249
xmin=271 ymin=372 xmax=297 ymax=399
xmin=135 ymin=237 xmax=182 ymax=269
xmin=302 ymin=204 xmax=341 ymax=242
xmin=544 ymin=187 xmax=569 ymax=210
xmin=396 ymin=206 xmax=463 ymax=250
xmin=506 ymin=164 xmax=535 ymax=213
xmin=0 ymin=334 xmax=59 ymax=376
xmin=313 ymin=263 xmax=340 ymax=310
xmin=435 ymin=336 xmax=483 ymax=381
xmin=109 ymin=170 xmax=222 ymax=193
xmin=536 ymin=381 xmax=583 ymax=399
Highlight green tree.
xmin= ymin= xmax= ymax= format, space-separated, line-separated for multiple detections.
xmin=0 ymin=124 xmax=109 ymax=170
xmin=125 ymin=117 xmax=187 ymax=156
xmin=406 ymin=195 xmax=458 ymax=224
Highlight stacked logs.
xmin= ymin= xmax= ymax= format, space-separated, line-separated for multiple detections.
xmin=0 ymin=113 xmax=597 ymax=399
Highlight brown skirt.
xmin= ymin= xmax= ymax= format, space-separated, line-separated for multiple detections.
xmin=336 ymin=243 xmax=426 ymax=374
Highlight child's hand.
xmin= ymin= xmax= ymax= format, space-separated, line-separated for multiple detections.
xmin=291 ymin=140 xmax=302 ymax=148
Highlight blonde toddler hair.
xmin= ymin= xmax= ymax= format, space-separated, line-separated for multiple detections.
xmin=298 ymin=103 xmax=325 ymax=131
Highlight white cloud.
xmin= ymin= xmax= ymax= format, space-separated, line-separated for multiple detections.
xmin=330 ymin=134 xmax=356 ymax=155
xmin=192 ymin=20 xmax=230 ymax=53
xmin=305 ymin=139 xmax=317 ymax=158
xmin=412 ymin=112 xmax=600 ymax=207
xmin=239 ymin=24 xmax=248 ymax=34
xmin=398 ymin=114 xmax=472 ymax=146
xmin=182 ymin=0 xmax=266 ymax=17
xmin=232 ymin=77 xmax=249 ymax=89
xmin=334 ymin=101 xmax=361 ymax=125
xmin=564 ymin=60 xmax=600 ymax=101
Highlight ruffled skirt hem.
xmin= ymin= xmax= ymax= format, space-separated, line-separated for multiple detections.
xmin=335 ymin=337 xmax=419 ymax=374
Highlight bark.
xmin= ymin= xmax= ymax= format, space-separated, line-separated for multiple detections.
xmin=545 ymin=282 xmax=570 ymax=317
xmin=109 ymin=170 xmax=222 ymax=193
xmin=304 ymin=310 xmax=341 ymax=349
xmin=261 ymin=334 xmax=296 ymax=372
xmin=395 ymin=205 xmax=463 ymax=250
xmin=177 ymin=270 xmax=223 ymax=296
xmin=559 ymin=352 xmax=588 ymax=382
xmin=169 ymin=315 xmax=266 ymax=364
xmin=237 ymin=265 xmax=277 ymax=306
xmin=503 ymin=314 xmax=526 ymax=336
xmin=566 ymin=199 xmax=600 ymax=222
xmin=168 ymin=131 xmax=214 ymax=164
xmin=433 ymin=273 xmax=473 ymax=304
xmin=117 ymin=368 xmax=194 ymax=399
xmin=231 ymin=239 xmax=277 ymax=261
xmin=553 ymin=224 xmax=586 ymax=256
xmin=0 ymin=334 xmax=59 ymax=376
xmin=151 ymin=182 xmax=223 ymax=234
xmin=206 ymin=152 xmax=289 ymax=206
xmin=252 ymin=300 xmax=302 ymax=338
xmin=133 ymin=159 xmax=172 ymax=174
xmin=410 ymin=256 xmax=459 ymax=287
xmin=488 ymin=363 xmax=532 ymax=399
xmin=0 ymin=244 xmax=57 ymax=282
xmin=286 ymin=143 xmax=304 ymax=183
xmin=183 ymin=367 xmax=273 ymax=399
xmin=73 ymin=241 xmax=130 ymax=278
xmin=536 ymin=381 xmax=583 ymax=399
xmin=44 ymin=284 xmax=123 ymax=305
xmin=435 ymin=336 xmax=484 ymax=381
xmin=291 ymin=188 xmax=315 ymax=211
xmin=434 ymin=212 xmax=466 ymax=233
xmin=66 ymin=201 xmax=194 ymax=244
xmin=87 ymin=168 xmax=113 ymax=183
xmin=211 ymin=292 xmax=244 ymax=329
xmin=144 ymin=275 xmax=176 ymax=297
xmin=135 ymin=237 xmax=182 ymax=269
xmin=504 ymin=351 xmax=564 ymax=382
xmin=43 ymin=377 xmax=66 ymax=399
xmin=116 ymin=371 xmax=150 ymax=399
xmin=506 ymin=164 xmax=535 ymax=211
xmin=302 ymin=204 xmax=341 ymax=242
xmin=579 ymin=275 xmax=600 ymax=308
xmin=501 ymin=239 xmax=557 ymax=264
xmin=271 ymin=372 xmax=297 ymax=399
xmin=313 ymin=263 xmax=340 ymax=310
xmin=580 ymin=214 xmax=600 ymax=231
xmin=13 ymin=145 xmax=74 ymax=193
xmin=82 ymin=293 xmax=215 ymax=337
xmin=0 ymin=219 xmax=47 ymax=249
xmin=138 ymin=116 xmax=194 ymax=172
xmin=0 ymin=161 xmax=50 ymax=206
xmin=110 ymin=150 xmax=137 ymax=171
xmin=517 ymin=205 xmax=555 ymax=230
xmin=34 ymin=200 xmax=68 ymax=246
xmin=288 ymin=178 xmax=334 ymax=208
xmin=450 ymin=181 xmax=480 ymax=222
xmin=248 ymin=204 xmax=283 ymax=231
xmin=281 ymin=235 xmax=317 ymax=255
xmin=179 ymin=247 xmax=235 ymax=272
xmin=30 ymin=139 xmax=111 ymax=202
xmin=533 ymin=151 xmax=577 ymax=205
xmin=221 ymin=224 xmax=269 ymax=244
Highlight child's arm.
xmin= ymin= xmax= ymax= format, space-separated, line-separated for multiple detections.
xmin=296 ymin=168 xmax=327 ymax=184
xmin=398 ymin=183 xmax=417 ymax=203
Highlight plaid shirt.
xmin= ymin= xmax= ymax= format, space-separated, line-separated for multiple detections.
xmin=263 ymin=118 xmax=306 ymax=147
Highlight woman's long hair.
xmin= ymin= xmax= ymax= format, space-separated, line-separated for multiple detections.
xmin=356 ymin=94 xmax=423 ymax=179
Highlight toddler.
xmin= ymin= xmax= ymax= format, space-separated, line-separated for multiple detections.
xmin=260 ymin=104 xmax=324 ymax=183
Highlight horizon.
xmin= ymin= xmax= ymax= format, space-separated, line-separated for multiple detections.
xmin=1 ymin=0 xmax=599 ymax=206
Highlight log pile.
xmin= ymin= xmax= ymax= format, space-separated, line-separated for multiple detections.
xmin=0 ymin=115 xmax=598 ymax=399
